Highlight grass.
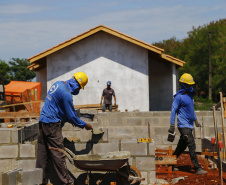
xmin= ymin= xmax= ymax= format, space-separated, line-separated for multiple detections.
xmin=194 ymin=96 xmax=216 ymax=111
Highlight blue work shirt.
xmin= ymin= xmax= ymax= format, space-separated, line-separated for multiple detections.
xmin=170 ymin=89 xmax=197 ymax=129
xmin=39 ymin=80 xmax=87 ymax=128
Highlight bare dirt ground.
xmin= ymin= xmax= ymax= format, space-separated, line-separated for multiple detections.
xmin=156 ymin=154 xmax=226 ymax=185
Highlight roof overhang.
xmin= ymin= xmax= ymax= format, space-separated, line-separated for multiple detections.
xmin=27 ymin=25 xmax=185 ymax=71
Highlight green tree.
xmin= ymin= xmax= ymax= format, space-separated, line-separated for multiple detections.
xmin=153 ymin=18 xmax=226 ymax=101
xmin=0 ymin=59 xmax=11 ymax=85
xmin=8 ymin=58 xmax=36 ymax=82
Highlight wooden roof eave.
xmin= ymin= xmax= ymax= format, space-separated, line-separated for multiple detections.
xmin=161 ymin=54 xmax=185 ymax=67
xmin=28 ymin=25 xmax=164 ymax=64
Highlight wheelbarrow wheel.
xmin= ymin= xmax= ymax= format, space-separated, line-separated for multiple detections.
xmin=118 ymin=165 xmax=141 ymax=185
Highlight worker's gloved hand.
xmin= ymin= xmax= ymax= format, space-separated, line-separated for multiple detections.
xmin=100 ymin=101 xmax=102 ymax=105
xmin=195 ymin=120 xmax=201 ymax=127
xmin=168 ymin=124 xmax=175 ymax=134
xmin=85 ymin=123 xmax=93 ymax=130
xmin=114 ymin=103 xmax=116 ymax=106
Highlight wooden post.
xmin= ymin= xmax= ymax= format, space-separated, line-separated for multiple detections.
xmin=220 ymin=92 xmax=226 ymax=159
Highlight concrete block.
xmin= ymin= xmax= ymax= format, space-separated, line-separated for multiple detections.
xmin=140 ymin=171 xmax=147 ymax=184
xmin=19 ymin=144 xmax=36 ymax=158
xmin=144 ymin=117 xmax=159 ymax=126
xmin=93 ymin=143 xmax=119 ymax=154
xmin=121 ymin=143 xmax=147 ymax=155
xmin=194 ymin=126 xmax=202 ymax=138
xmin=152 ymin=135 xmax=162 ymax=145
xmin=16 ymin=159 xmax=36 ymax=170
xmin=97 ymin=117 xmax=108 ymax=127
xmin=107 ymin=117 xmax=124 ymax=126
xmin=2 ymin=168 xmax=22 ymax=185
xmin=148 ymin=143 xmax=155 ymax=156
xmin=195 ymin=111 xmax=211 ymax=117
xmin=148 ymin=171 xmax=156 ymax=184
xmin=0 ymin=160 xmax=13 ymax=173
xmin=125 ymin=117 xmax=143 ymax=126
xmin=195 ymin=145 xmax=202 ymax=152
xmin=133 ymin=112 xmax=154 ymax=117
xmin=134 ymin=127 xmax=150 ymax=138
xmin=203 ymin=127 xmax=215 ymax=138
xmin=17 ymin=168 xmax=42 ymax=185
xmin=153 ymin=111 xmax=171 ymax=117
xmin=153 ymin=127 xmax=168 ymax=135
xmin=0 ymin=145 xmax=18 ymax=158
xmin=203 ymin=116 xmax=214 ymax=125
xmin=136 ymin=157 xmax=155 ymax=171
xmin=159 ymin=117 xmax=171 ymax=126
xmin=0 ymin=130 xmax=11 ymax=143
xmin=11 ymin=130 xmax=19 ymax=144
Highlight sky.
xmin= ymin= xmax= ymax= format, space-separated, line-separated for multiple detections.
xmin=0 ymin=0 xmax=225 ymax=62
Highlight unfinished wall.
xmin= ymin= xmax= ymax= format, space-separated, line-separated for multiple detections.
xmin=0 ymin=111 xmax=222 ymax=185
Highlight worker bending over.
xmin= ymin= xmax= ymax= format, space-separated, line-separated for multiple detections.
xmin=168 ymin=73 xmax=208 ymax=175
xmin=36 ymin=72 xmax=93 ymax=185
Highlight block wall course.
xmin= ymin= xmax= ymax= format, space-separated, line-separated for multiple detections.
xmin=136 ymin=157 xmax=155 ymax=171
xmin=0 ymin=145 xmax=18 ymax=159
xmin=17 ymin=168 xmax=42 ymax=185
xmin=125 ymin=117 xmax=143 ymax=126
xmin=121 ymin=143 xmax=147 ymax=155
xmin=0 ymin=160 xmax=13 ymax=173
xmin=148 ymin=143 xmax=155 ymax=156
xmin=93 ymin=143 xmax=119 ymax=154
xmin=19 ymin=144 xmax=36 ymax=158
xmin=0 ymin=130 xmax=11 ymax=144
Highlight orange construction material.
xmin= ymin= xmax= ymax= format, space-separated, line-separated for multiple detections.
xmin=4 ymin=81 xmax=42 ymax=112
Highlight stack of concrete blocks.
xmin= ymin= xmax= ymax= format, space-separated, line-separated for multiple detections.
xmin=0 ymin=123 xmax=41 ymax=185
xmin=62 ymin=110 xmax=223 ymax=185
xmin=1 ymin=168 xmax=42 ymax=185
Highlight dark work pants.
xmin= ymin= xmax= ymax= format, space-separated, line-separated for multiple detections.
xmin=36 ymin=122 xmax=74 ymax=185
xmin=102 ymin=104 xmax=112 ymax=112
xmin=173 ymin=127 xmax=201 ymax=171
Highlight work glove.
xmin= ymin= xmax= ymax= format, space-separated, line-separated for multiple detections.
xmin=168 ymin=124 xmax=175 ymax=134
xmin=195 ymin=120 xmax=201 ymax=127
xmin=114 ymin=103 xmax=116 ymax=106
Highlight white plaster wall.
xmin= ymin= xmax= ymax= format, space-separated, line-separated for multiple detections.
xmin=45 ymin=32 xmax=149 ymax=112
xmin=36 ymin=67 xmax=47 ymax=100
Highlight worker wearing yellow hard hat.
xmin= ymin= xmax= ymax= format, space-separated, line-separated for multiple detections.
xmin=73 ymin=71 xmax=88 ymax=90
xmin=168 ymin=73 xmax=208 ymax=175
xmin=37 ymin=71 xmax=92 ymax=185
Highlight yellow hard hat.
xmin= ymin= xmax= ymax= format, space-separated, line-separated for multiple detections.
xmin=73 ymin=72 xmax=88 ymax=90
xmin=179 ymin=73 xmax=195 ymax=85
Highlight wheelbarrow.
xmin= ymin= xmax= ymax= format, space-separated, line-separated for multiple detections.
xmin=49 ymin=147 xmax=144 ymax=185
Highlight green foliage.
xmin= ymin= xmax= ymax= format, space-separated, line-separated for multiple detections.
xmin=0 ymin=58 xmax=36 ymax=85
xmin=0 ymin=60 xmax=11 ymax=84
xmin=194 ymin=96 xmax=215 ymax=111
xmin=153 ymin=18 xmax=226 ymax=102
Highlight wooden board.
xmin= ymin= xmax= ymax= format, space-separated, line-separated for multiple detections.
xmin=155 ymin=155 xmax=177 ymax=165
xmin=0 ymin=111 xmax=40 ymax=118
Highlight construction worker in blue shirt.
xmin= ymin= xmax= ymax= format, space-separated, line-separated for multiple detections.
xmin=168 ymin=73 xmax=208 ymax=175
xmin=36 ymin=72 xmax=93 ymax=185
